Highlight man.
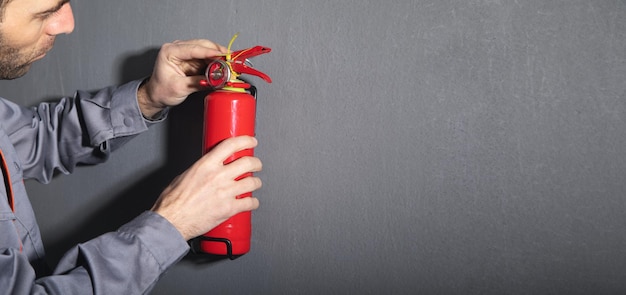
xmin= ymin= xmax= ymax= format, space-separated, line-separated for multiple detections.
xmin=0 ymin=0 xmax=262 ymax=294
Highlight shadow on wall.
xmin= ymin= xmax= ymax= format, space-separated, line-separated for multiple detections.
xmin=43 ymin=47 xmax=230 ymax=268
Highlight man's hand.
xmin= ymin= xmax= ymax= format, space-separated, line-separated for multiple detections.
xmin=137 ymin=39 xmax=228 ymax=119
xmin=151 ymin=136 xmax=262 ymax=241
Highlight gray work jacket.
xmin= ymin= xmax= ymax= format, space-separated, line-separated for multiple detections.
xmin=0 ymin=80 xmax=189 ymax=294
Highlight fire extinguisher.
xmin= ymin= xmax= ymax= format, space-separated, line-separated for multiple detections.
xmin=196 ymin=35 xmax=271 ymax=259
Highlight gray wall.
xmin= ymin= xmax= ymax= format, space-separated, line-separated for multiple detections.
xmin=1 ymin=0 xmax=625 ymax=294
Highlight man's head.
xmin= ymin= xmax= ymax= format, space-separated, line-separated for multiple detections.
xmin=0 ymin=0 xmax=74 ymax=79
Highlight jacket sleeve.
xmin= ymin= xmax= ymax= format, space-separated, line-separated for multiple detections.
xmin=0 ymin=211 xmax=189 ymax=295
xmin=42 ymin=211 xmax=188 ymax=294
xmin=1 ymin=80 xmax=168 ymax=183
xmin=0 ymin=80 xmax=189 ymax=294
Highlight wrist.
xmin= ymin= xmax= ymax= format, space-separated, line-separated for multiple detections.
xmin=137 ymin=78 xmax=166 ymax=119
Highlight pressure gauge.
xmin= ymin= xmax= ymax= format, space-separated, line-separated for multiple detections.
xmin=204 ymin=59 xmax=231 ymax=89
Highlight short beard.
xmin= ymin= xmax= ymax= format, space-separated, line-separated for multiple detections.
xmin=0 ymin=61 xmax=31 ymax=80
xmin=0 ymin=36 xmax=33 ymax=80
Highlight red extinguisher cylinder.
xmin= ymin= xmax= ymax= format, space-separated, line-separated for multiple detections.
xmin=200 ymin=90 xmax=256 ymax=256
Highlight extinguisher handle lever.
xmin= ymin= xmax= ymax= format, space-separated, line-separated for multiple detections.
xmin=230 ymin=46 xmax=271 ymax=61
xmin=227 ymin=46 xmax=272 ymax=83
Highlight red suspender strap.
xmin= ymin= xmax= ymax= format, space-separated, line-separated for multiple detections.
xmin=0 ymin=148 xmax=22 ymax=252
xmin=0 ymin=149 xmax=14 ymax=212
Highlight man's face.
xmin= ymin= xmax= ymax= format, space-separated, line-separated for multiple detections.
xmin=0 ymin=0 xmax=74 ymax=79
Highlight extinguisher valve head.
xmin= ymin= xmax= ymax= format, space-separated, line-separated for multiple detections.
xmin=200 ymin=34 xmax=272 ymax=90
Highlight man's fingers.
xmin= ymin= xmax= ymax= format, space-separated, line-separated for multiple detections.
xmin=204 ymin=136 xmax=258 ymax=165
xmin=234 ymin=196 xmax=260 ymax=212
xmin=227 ymin=176 xmax=263 ymax=200
xmin=165 ymin=39 xmax=226 ymax=62
xmin=222 ymin=156 xmax=262 ymax=179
